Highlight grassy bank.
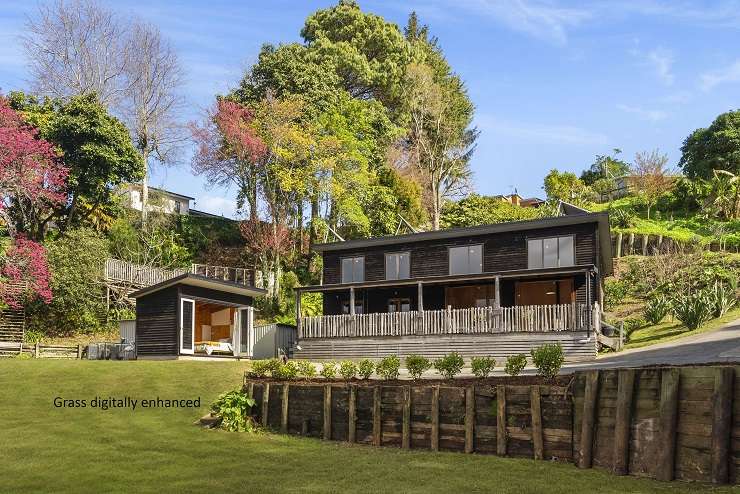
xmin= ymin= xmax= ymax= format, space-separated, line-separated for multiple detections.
xmin=1 ymin=360 xmax=735 ymax=493
xmin=624 ymin=307 xmax=740 ymax=349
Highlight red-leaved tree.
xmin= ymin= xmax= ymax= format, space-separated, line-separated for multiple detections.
xmin=239 ymin=217 xmax=291 ymax=299
xmin=0 ymin=236 xmax=52 ymax=308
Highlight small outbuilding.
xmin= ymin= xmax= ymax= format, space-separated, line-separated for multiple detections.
xmin=130 ymin=274 xmax=266 ymax=359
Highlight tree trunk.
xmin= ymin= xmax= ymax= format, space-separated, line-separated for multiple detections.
xmin=431 ymin=182 xmax=441 ymax=231
xmin=141 ymin=150 xmax=149 ymax=224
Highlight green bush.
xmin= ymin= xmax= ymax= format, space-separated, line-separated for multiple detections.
xmin=504 ymin=354 xmax=527 ymax=376
xmin=358 ymin=359 xmax=375 ymax=379
xmin=604 ymin=279 xmax=630 ymax=310
xmin=339 ymin=361 xmax=358 ymax=380
xmin=644 ymin=294 xmax=671 ymax=325
xmin=210 ymin=389 xmax=257 ymax=432
xmin=248 ymin=359 xmax=280 ymax=378
xmin=405 ymin=354 xmax=432 ymax=380
xmin=709 ymin=282 xmax=737 ymax=318
xmin=671 ymin=291 xmax=714 ymax=330
xmin=295 ymin=360 xmax=317 ymax=379
xmin=530 ymin=344 xmax=565 ymax=380
xmin=623 ymin=317 xmax=647 ymax=342
xmin=376 ymin=355 xmax=401 ymax=380
xmin=319 ymin=361 xmax=337 ymax=379
xmin=433 ymin=352 xmax=465 ymax=380
xmin=471 ymin=356 xmax=496 ymax=378
xmin=609 ymin=207 xmax=636 ymax=229
xmin=274 ymin=361 xmax=299 ymax=380
xmin=23 ymin=329 xmax=44 ymax=344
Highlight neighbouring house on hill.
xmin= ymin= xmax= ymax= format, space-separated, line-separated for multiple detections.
xmin=118 ymin=184 xmax=233 ymax=219
xmin=294 ymin=208 xmax=611 ymax=362
xmin=495 ymin=192 xmax=545 ymax=208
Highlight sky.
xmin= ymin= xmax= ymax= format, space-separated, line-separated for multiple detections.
xmin=1 ymin=0 xmax=739 ymax=218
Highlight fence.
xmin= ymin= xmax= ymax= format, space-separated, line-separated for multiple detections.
xmin=104 ymin=258 xmax=252 ymax=289
xmin=300 ymin=303 xmax=595 ymax=339
xmin=611 ymin=231 xmax=740 ymax=257
xmin=243 ymin=364 xmax=740 ymax=485
xmin=0 ymin=342 xmax=82 ymax=359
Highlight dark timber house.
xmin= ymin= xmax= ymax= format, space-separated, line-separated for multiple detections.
xmin=294 ymin=209 xmax=612 ymax=361
xmin=131 ymin=274 xmax=266 ymax=359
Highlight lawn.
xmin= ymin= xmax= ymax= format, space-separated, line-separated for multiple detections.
xmin=625 ymin=307 xmax=740 ymax=349
xmin=1 ymin=360 xmax=736 ymax=493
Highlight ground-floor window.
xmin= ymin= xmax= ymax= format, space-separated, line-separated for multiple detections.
xmin=387 ymin=298 xmax=411 ymax=313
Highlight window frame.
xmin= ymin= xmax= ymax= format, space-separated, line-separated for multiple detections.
xmin=526 ymin=234 xmax=576 ymax=269
xmin=340 ymin=256 xmax=365 ymax=284
xmin=448 ymin=244 xmax=484 ymax=275
xmin=384 ymin=251 xmax=411 ymax=280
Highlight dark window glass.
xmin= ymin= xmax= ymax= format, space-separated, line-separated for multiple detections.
xmin=341 ymin=257 xmax=364 ymax=283
xmin=385 ymin=252 xmax=410 ymax=280
xmin=449 ymin=245 xmax=483 ymax=275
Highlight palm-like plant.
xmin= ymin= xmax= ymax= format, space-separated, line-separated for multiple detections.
xmin=705 ymin=169 xmax=740 ymax=220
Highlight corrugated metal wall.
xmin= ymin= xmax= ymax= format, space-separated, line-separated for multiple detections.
xmin=252 ymin=323 xmax=297 ymax=359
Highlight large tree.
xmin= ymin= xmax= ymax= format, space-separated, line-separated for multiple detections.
xmin=9 ymin=92 xmax=143 ymax=231
xmin=680 ymin=110 xmax=740 ymax=179
xmin=631 ymin=150 xmax=673 ymax=219
xmin=543 ymin=169 xmax=591 ymax=206
xmin=580 ymin=149 xmax=631 ymax=185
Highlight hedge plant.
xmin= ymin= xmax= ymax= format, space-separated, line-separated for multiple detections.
xmin=434 ymin=352 xmax=464 ymax=380
xmin=504 ymin=354 xmax=527 ymax=376
xmin=376 ymin=355 xmax=401 ymax=380
xmin=530 ymin=343 xmax=564 ymax=380
xmin=358 ymin=359 xmax=375 ymax=379
xmin=339 ymin=360 xmax=358 ymax=380
xmin=471 ymin=356 xmax=496 ymax=378
xmin=405 ymin=354 xmax=432 ymax=380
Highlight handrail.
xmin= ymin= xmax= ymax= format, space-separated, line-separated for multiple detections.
xmin=104 ymin=258 xmax=251 ymax=287
xmin=299 ymin=303 xmax=596 ymax=339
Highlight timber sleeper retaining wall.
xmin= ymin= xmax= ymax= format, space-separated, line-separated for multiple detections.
xmin=244 ymin=364 xmax=740 ymax=485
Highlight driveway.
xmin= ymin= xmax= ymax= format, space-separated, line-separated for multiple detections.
xmin=562 ymin=317 xmax=740 ymax=372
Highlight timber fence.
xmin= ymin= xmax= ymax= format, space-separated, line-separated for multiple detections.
xmin=0 ymin=342 xmax=82 ymax=359
xmin=244 ymin=364 xmax=740 ymax=485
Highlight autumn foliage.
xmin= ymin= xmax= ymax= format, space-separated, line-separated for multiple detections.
xmin=0 ymin=236 xmax=52 ymax=308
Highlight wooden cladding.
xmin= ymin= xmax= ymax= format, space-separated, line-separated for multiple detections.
xmin=247 ymin=364 xmax=740 ymax=485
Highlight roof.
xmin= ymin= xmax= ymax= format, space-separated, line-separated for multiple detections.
xmin=124 ymin=184 xmax=195 ymax=201
xmin=190 ymin=209 xmax=235 ymax=220
xmin=311 ymin=211 xmax=613 ymax=275
xmin=130 ymin=273 xmax=266 ymax=299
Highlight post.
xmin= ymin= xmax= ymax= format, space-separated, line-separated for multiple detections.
xmin=402 ymin=385 xmax=411 ymax=449
xmin=615 ymin=232 xmax=623 ymax=258
xmin=247 ymin=382 xmax=254 ymax=399
xmin=373 ymin=386 xmax=382 ymax=446
xmin=530 ymin=386 xmax=543 ymax=460
xmin=417 ymin=282 xmax=424 ymax=312
xmin=348 ymin=385 xmax=357 ymax=443
xmin=494 ymin=275 xmax=501 ymax=309
xmin=261 ymin=383 xmax=270 ymax=428
xmin=711 ymin=367 xmax=733 ymax=484
xmin=296 ymin=288 xmax=302 ymax=339
xmin=641 ymin=234 xmax=649 ymax=255
xmin=349 ymin=287 xmax=355 ymax=316
xmin=77 ymin=344 xmax=82 ymax=359
xmin=465 ymin=385 xmax=475 ymax=453
xmin=323 ymin=384 xmax=332 ymax=440
xmin=430 ymin=386 xmax=439 ymax=451
xmin=281 ymin=384 xmax=289 ymax=433
xmin=656 ymin=368 xmax=679 ymax=481
xmin=578 ymin=370 xmax=599 ymax=469
xmin=34 ymin=342 xmax=39 ymax=358
xmin=496 ymin=385 xmax=507 ymax=456
xmin=613 ymin=369 xmax=635 ymax=475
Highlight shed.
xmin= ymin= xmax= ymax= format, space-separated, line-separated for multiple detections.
xmin=130 ymin=274 xmax=266 ymax=358
xmin=252 ymin=323 xmax=297 ymax=359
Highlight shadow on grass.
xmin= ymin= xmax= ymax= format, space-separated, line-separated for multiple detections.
xmin=629 ymin=323 xmax=690 ymax=345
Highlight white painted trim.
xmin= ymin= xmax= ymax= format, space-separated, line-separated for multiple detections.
xmin=180 ymin=298 xmax=195 ymax=354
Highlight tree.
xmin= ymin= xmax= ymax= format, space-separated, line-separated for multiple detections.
xmin=23 ymin=0 xmax=131 ymax=107
xmin=680 ymin=110 xmax=740 ymax=179
xmin=122 ymin=20 xmax=186 ymax=223
xmin=580 ymin=149 xmax=630 ymax=185
xmin=631 ymin=150 xmax=673 ymax=219
xmin=403 ymin=62 xmax=477 ymax=230
xmin=440 ymin=194 xmax=542 ymax=228
xmin=9 ymin=92 xmax=143 ymax=231
xmin=0 ymin=97 xmax=68 ymax=240
xmin=0 ymin=236 xmax=52 ymax=309
xmin=543 ymin=169 xmax=591 ymax=205
xmin=705 ymin=169 xmax=739 ymax=220
xmin=240 ymin=218 xmax=292 ymax=300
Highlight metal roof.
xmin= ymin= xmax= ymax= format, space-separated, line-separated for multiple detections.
xmin=130 ymin=273 xmax=266 ymax=299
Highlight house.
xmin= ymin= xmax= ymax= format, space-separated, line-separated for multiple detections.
xmin=130 ymin=274 xmax=266 ymax=359
xmin=294 ymin=210 xmax=611 ymax=362
xmin=119 ymin=184 xmax=232 ymax=219
xmin=495 ymin=193 xmax=545 ymax=208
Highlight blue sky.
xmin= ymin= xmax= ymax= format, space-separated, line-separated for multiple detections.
xmin=2 ymin=1 xmax=740 ymax=218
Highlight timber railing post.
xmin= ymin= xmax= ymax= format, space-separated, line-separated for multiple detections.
xmin=613 ymin=369 xmax=635 ymax=475
xmin=373 ymin=386 xmax=381 ymax=446
xmin=578 ymin=370 xmax=599 ymax=469
xmin=348 ymin=385 xmax=357 ymax=443
xmin=323 ymin=384 xmax=332 ymax=440
xmin=402 ymin=386 xmax=411 ymax=449
xmin=465 ymin=385 xmax=475 ymax=453
xmin=656 ymin=368 xmax=679 ymax=481
xmin=496 ymin=385 xmax=507 ymax=456
xmin=711 ymin=367 xmax=733 ymax=484
xmin=261 ymin=383 xmax=270 ymax=428
xmin=430 ymin=386 xmax=440 ymax=451
xmin=281 ymin=384 xmax=289 ymax=433
xmin=77 ymin=344 xmax=82 ymax=359
xmin=530 ymin=385 xmax=543 ymax=460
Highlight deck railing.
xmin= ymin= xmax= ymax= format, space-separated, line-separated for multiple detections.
xmin=104 ymin=258 xmax=252 ymax=288
xmin=299 ymin=303 xmax=597 ymax=339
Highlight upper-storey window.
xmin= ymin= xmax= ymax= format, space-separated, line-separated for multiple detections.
xmin=527 ymin=236 xmax=575 ymax=269
xmin=385 ymin=252 xmax=410 ymax=280
xmin=449 ymin=245 xmax=483 ymax=275
xmin=341 ymin=256 xmax=365 ymax=283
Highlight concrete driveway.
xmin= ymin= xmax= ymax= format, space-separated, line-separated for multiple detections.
xmin=562 ymin=317 xmax=740 ymax=372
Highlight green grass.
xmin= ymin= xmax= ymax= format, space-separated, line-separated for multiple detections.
xmin=1 ymin=361 xmax=736 ymax=493
xmin=625 ymin=307 xmax=740 ymax=349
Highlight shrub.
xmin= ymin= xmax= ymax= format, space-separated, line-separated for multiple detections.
xmin=471 ymin=356 xmax=496 ymax=378
xmin=504 ymin=354 xmax=527 ymax=376
xmin=319 ymin=361 xmax=337 ymax=379
xmin=604 ymin=279 xmax=630 ymax=310
xmin=709 ymin=282 xmax=737 ymax=318
xmin=295 ymin=360 xmax=317 ymax=380
xmin=357 ymin=359 xmax=375 ymax=379
xmin=609 ymin=207 xmax=636 ymax=229
xmin=433 ymin=352 xmax=465 ymax=380
xmin=671 ymin=291 xmax=713 ymax=330
xmin=23 ymin=328 xmax=44 ymax=344
xmin=644 ymin=294 xmax=671 ymax=325
xmin=376 ymin=355 xmax=401 ymax=380
xmin=248 ymin=359 xmax=280 ymax=378
xmin=210 ymin=389 xmax=257 ymax=432
xmin=530 ymin=344 xmax=565 ymax=380
xmin=405 ymin=354 xmax=432 ymax=380
xmin=622 ymin=317 xmax=647 ymax=342
xmin=274 ymin=361 xmax=299 ymax=380
xmin=339 ymin=360 xmax=358 ymax=380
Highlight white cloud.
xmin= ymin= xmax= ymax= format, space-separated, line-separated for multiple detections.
xmin=476 ymin=115 xmax=608 ymax=145
xmin=192 ymin=195 xmax=239 ymax=219
xmin=646 ymin=48 xmax=674 ymax=85
xmin=700 ymin=59 xmax=740 ymax=91
xmin=616 ymin=104 xmax=668 ymax=122
xmin=462 ymin=0 xmax=592 ymax=44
